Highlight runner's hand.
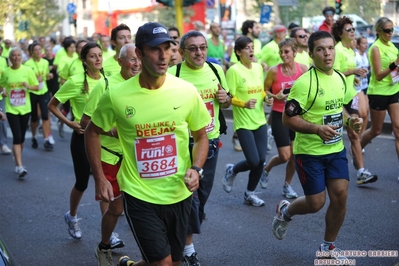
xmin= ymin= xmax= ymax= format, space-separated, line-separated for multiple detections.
xmin=184 ymin=168 xmax=199 ymax=192
xmin=349 ymin=117 xmax=363 ymax=134
xmin=317 ymin=125 xmax=340 ymax=141
xmin=95 ymin=177 xmax=114 ymax=202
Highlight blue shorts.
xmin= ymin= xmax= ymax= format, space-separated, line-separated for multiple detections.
xmin=294 ymin=148 xmax=349 ymax=195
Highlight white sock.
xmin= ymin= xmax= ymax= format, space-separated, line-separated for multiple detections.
xmin=68 ymin=212 xmax=78 ymax=221
xmin=357 ymin=168 xmax=365 ymax=177
xmin=183 ymin=243 xmax=195 ymax=256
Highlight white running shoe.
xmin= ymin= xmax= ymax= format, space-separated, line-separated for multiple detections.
xmin=14 ymin=166 xmax=27 ymax=179
xmin=1 ymin=144 xmax=11 ymax=154
xmin=222 ymin=164 xmax=236 ymax=193
xmin=244 ymin=192 xmax=265 ymax=207
xmin=272 ymin=200 xmax=291 ymax=240
xmin=282 ymin=183 xmax=298 ymax=199
xmin=64 ymin=211 xmax=82 ymax=239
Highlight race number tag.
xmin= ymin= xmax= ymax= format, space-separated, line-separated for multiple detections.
xmin=351 ymin=95 xmax=359 ymax=110
xmin=391 ymin=69 xmax=399 ymax=85
xmin=322 ymin=113 xmax=343 ymax=145
xmin=205 ymin=101 xmax=215 ymax=133
xmin=135 ymin=134 xmax=178 ymax=178
xmin=281 ymin=81 xmax=294 ymax=94
xmin=10 ymin=89 xmax=27 ymax=107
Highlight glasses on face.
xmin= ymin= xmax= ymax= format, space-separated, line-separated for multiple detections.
xmin=345 ymin=27 xmax=355 ymax=32
xmin=381 ymin=28 xmax=394 ymax=34
xmin=184 ymin=46 xmax=207 ymax=53
xmin=297 ymin=34 xmax=308 ymax=39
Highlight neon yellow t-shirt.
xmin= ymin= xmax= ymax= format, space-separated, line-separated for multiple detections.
xmin=90 ymin=73 xmax=211 ymax=205
xmin=102 ymin=49 xmax=116 ymax=61
xmin=288 ymin=68 xmax=357 ymax=156
xmin=59 ymin=58 xmax=84 ymax=80
xmin=334 ymin=42 xmax=356 ymax=92
xmin=53 ymin=48 xmax=66 ymax=67
xmin=168 ymin=62 xmax=229 ymax=139
xmin=295 ymin=50 xmax=312 ymax=68
xmin=368 ymin=39 xmax=399 ymax=96
xmin=1 ymin=44 xmax=11 ymax=58
xmin=103 ymin=56 xmax=120 ymax=77
xmin=0 ymin=65 xmax=39 ymax=115
xmin=261 ymin=40 xmax=282 ymax=68
xmin=55 ymin=74 xmax=103 ymax=122
xmin=226 ymin=62 xmax=267 ymax=130
xmin=230 ymin=38 xmax=262 ymax=63
xmin=84 ymin=73 xmax=124 ymax=165
xmin=24 ymin=58 xmax=50 ymax=95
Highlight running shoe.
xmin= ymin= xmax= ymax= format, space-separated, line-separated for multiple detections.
xmin=31 ymin=137 xmax=38 ymax=149
xmin=244 ymin=192 xmax=265 ymax=207
xmin=222 ymin=164 xmax=236 ymax=193
xmin=110 ymin=232 xmax=125 ymax=249
xmin=182 ymin=252 xmax=201 ymax=266
xmin=318 ymin=243 xmax=348 ymax=260
xmin=14 ymin=166 xmax=27 ymax=179
xmin=1 ymin=144 xmax=11 ymax=154
xmin=44 ymin=140 xmax=54 ymax=151
xmin=259 ymin=165 xmax=269 ymax=189
xmin=357 ymin=170 xmax=378 ymax=185
xmin=118 ymin=256 xmax=135 ymax=266
xmin=267 ymin=127 xmax=274 ymax=151
xmin=272 ymin=200 xmax=291 ymax=240
xmin=282 ymin=183 xmax=298 ymax=199
xmin=232 ymin=136 xmax=242 ymax=151
xmin=64 ymin=211 xmax=82 ymax=239
xmin=95 ymin=245 xmax=113 ymax=266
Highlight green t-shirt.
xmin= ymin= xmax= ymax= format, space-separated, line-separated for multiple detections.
xmin=295 ymin=50 xmax=312 ymax=68
xmin=260 ymin=40 xmax=282 ymax=68
xmin=168 ymin=62 xmax=229 ymax=139
xmin=0 ymin=65 xmax=39 ymax=115
xmin=230 ymin=38 xmax=262 ymax=63
xmin=59 ymin=58 xmax=84 ymax=80
xmin=24 ymin=58 xmax=50 ymax=95
xmin=53 ymin=48 xmax=66 ymax=67
xmin=103 ymin=56 xmax=120 ymax=77
xmin=226 ymin=62 xmax=267 ymax=130
xmin=288 ymin=68 xmax=356 ymax=156
xmin=334 ymin=42 xmax=356 ymax=92
xmin=102 ymin=49 xmax=116 ymax=61
xmin=55 ymin=74 xmax=103 ymax=122
xmin=1 ymin=44 xmax=11 ymax=58
xmin=368 ymin=39 xmax=399 ymax=96
xmin=90 ymin=73 xmax=211 ymax=205
xmin=207 ymin=38 xmax=224 ymax=65
xmin=84 ymin=73 xmax=125 ymax=165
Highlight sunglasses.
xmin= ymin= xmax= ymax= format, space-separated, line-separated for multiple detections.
xmin=345 ymin=27 xmax=355 ymax=32
xmin=297 ymin=34 xmax=308 ymax=39
xmin=184 ymin=46 xmax=208 ymax=53
xmin=381 ymin=28 xmax=394 ymax=33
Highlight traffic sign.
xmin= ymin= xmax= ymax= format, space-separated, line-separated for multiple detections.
xmin=260 ymin=4 xmax=272 ymax=24
xmin=67 ymin=3 xmax=76 ymax=14
xmin=206 ymin=0 xmax=215 ymax=8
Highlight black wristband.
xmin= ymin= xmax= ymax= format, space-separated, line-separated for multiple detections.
xmin=389 ymin=62 xmax=397 ymax=71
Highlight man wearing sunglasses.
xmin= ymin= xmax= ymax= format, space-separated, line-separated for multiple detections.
xmin=290 ymin=28 xmax=312 ymax=68
xmin=319 ymin=6 xmax=336 ymax=34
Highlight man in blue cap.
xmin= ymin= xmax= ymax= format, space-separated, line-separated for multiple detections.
xmin=85 ymin=22 xmax=211 ymax=266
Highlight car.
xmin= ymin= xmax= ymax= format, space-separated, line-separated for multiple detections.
xmin=0 ymin=235 xmax=16 ymax=266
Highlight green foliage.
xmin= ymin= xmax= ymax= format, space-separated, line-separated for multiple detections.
xmin=1 ymin=0 xmax=64 ymax=39
xmin=142 ymin=5 xmax=194 ymax=28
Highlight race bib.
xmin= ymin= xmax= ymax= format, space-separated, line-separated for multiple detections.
xmin=391 ymin=69 xmax=399 ymax=85
xmin=281 ymin=81 xmax=294 ymax=94
xmin=10 ymin=89 xmax=27 ymax=107
xmin=135 ymin=134 xmax=178 ymax=178
xmin=205 ymin=101 xmax=215 ymax=133
xmin=322 ymin=113 xmax=343 ymax=145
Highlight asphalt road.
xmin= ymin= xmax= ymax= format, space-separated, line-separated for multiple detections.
xmin=0 ymin=120 xmax=398 ymax=266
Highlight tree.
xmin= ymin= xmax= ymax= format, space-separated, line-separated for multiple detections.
xmin=0 ymin=0 xmax=64 ymax=40
xmin=141 ymin=5 xmax=194 ymax=29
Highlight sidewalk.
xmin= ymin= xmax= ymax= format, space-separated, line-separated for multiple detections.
xmin=222 ymin=105 xmax=393 ymax=135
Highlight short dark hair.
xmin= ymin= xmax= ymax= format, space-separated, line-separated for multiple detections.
xmin=62 ymin=37 xmax=76 ymax=50
xmin=322 ymin=6 xmax=335 ymax=16
xmin=241 ymin=20 xmax=256 ymax=36
xmin=308 ymin=31 xmax=335 ymax=53
xmin=110 ymin=24 xmax=131 ymax=50
xmin=179 ymin=31 xmax=206 ymax=50
xmin=168 ymin=26 xmax=180 ymax=37
xmin=234 ymin=36 xmax=253 ymax=62
xmin=290 ymin=28 xmax=304 ymax=38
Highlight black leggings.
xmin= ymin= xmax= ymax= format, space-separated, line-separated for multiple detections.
xmin=234 ymin=124 xmax=268 ymax=191
xmin=70 ymin=131 xmax=91 ymax=192
xmin=6 ymin=113 xmax=30 ymax=145
xmin=30 ymin=92 xmax=50 ymax=122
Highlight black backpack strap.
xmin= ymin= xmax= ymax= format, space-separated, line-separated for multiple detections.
xmin=175 ymin=63 xmax=182 ymax=78
xmin=205 ymin=61 xmax=221 ymax=83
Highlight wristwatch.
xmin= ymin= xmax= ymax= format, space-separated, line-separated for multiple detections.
xmin=190 ymin=166 xmax=204 ymax=180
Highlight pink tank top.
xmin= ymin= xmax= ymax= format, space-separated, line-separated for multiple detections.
xmin=271 ymin=63 xmax=303 ymax=112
